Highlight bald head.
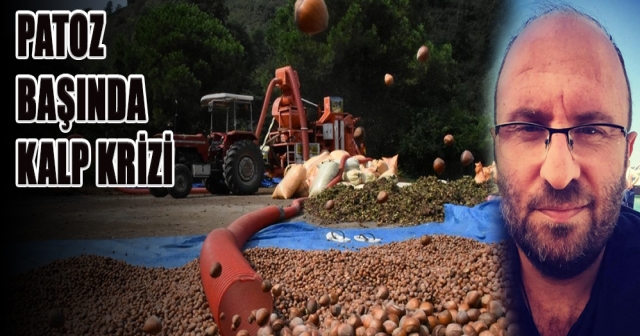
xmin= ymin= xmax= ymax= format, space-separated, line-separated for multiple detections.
xmin=494 ymin=7 xmax=632 ymax=129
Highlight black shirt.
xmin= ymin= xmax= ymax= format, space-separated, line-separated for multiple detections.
xmin=510 ymin=205 xmax=640 ymax=335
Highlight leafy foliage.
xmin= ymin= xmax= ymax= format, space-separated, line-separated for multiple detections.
xmin=257 ymin=0 xmax=505 ymax=177
xmin=226 ymin=0 xmax=288 ymax=34
xmin=303 ymin=176 xmax=495 ymax=225
xmin=72 ymin=0 xmax=505 ymax=178
xmin=107 ymin=1 xmax=246 ymax=133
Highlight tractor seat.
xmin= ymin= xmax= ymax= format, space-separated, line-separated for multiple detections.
xmin=208 ymin=132 xmax=224 ymax=152
xmin=210 ymin=133 xmax=224 ymax=142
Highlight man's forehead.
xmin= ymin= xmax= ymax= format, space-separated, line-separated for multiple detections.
xmin=506 ymin=13 xmax=610 ymax=70
xmin=495 ymin=12 xmax=628 ymax=123
xmin=519 ymin=12 xmax=605 ymax=41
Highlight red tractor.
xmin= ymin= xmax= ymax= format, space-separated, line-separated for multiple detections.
xmin=150 ymin=93 xmax=264 ymax=198
xmin=151 ymin=65 xmax=365 ymax=198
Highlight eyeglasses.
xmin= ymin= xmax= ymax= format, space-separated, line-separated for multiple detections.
xmin=491 ymin=122 xmax=628 ymax=162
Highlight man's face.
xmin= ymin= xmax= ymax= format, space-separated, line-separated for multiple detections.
xmin=494 ymin=13 xmax=636 ymax=279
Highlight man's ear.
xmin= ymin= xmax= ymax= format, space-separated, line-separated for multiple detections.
xmin=628 ymin=131 xmax=637 ymax=158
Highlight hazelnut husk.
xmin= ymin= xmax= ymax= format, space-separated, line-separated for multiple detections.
xmin=445 ymin=323 xmax=463 ymax=336
xmin=432 ymin=325 xmax=446 ymax=336
xmin=290 ymin=307 xmax=303 ymax=320
xmin=472 ymin=320 xmax=488 ymax=334
xmin=325 ymin=200 xmax=335 ymax=210
xmin=419 ymin=301 xmax=434 ymax=315
xmin=478 ymin=312 xmax=496 ymax=327
xmin=383 ymin=320 xmax=397 ymax=335
xmin=361 ymin=315 xmax=373 ymax=329
xmin=443 ymin=301 xmax=458 ymax=311
xmin=209 ymin=262 xmax=222 ymax=278
xmin=271 ymin=284 xmax=283 ymax=297
xmin=307 ymin=314 xmax=320 ymax=327
xmin=488 ymin=300 xmax=504 ymax=318
xmin=256 ymin=308 xmax=270 ymax=326
xmin=401 ymin=316 xmax=420 ymax=334
xmin=307 ymin=299 xmax=319 ymax=314
xmin=272 ymin=319 xmax=286 ymax=333
xmin=420 ymin=235 xmax=432 ymax=246
xmin=426 ymin=316 xmax=438 ymax=330
xmin=142 ymin=315 xmax=162 ymax=335
xmin=330 ymin=304 xmax=342 ymax=317
xmin=467 ymin=308 xmax=481 ymax=322
xmin=336 ymin=323 xmax=355 ymax=336
xmin=376 ymin=191 xmax=388 ymax=204
xmin=376 ymin=286 xmax=390 ymax=300
xmin=258 ymin=326 xmax=274 ymax=336
xmin=347 ymin=314 xmax=363 ymax=329
xmin=417 ymin=45 xmax=430 ymax=63
xmin=412 ymin=309 xmax=427 ymax=325
xmin=455 ymin=310 xmax=469 ymax=325
xmin=465 ymin=291 xmax=481 ymax=308
xmin=371 ymin=306 xmax=388 ymax=322
xmin=261 ymin=280 xmax=272 ymax=292
xmin=406 ymin=298 xmax=420 ymax=311
xmin=463 ymin=324 xmax=478 ymax=336
xmin=437 ymin=310 xmax=452 ymax=325
xmin=232 ymin=314 xmax=241 ymax=330
xmin=387 ymin=303 xmax=404 ymax=318
xmin=319 ymin=293 xmax=331 ymax=307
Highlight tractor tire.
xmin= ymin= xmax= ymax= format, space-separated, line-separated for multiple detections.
xmin=205 ymin=175 xmax=230 ymax=195
xmin=149 ymin=187 xmax=168 ymax=198
xmin=169 ymin=164 xmax=193 ymax=199
xmin=223 ymin=140 xmax=265 ymax=195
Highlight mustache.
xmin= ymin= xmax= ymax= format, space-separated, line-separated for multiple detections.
xmin=526 ymin=180 xmax=594 ymax=210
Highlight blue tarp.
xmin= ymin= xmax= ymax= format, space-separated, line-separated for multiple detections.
xmin=9 ymin=199 xmax=507 ymax=276
xmin=9 ymin=236 xmax=207 ymax=276
xmin=261 ymin=176 xmax=282 ymax=188
xmin=244 ymin=200 xmax=507 ymax=250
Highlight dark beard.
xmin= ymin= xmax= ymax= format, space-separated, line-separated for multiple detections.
xmin=498 ymin=175 xmax=625 ymax=280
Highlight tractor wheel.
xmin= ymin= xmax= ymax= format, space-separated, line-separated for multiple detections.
xmin=149 ymin=187 xmax=168 ymax=198
xmin=169 ymin=164 xmax=193 ymax=198
xmin=223 ymin=140 xmax=265 ymax=195
xmin=205 ymin=175 xmax=230 ymax=195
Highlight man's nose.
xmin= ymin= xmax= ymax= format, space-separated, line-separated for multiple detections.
xmin=540 ymin=133 xmax=581 ymax=189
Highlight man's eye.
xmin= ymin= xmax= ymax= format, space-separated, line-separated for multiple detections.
xmin=511 ymin=125 xmax=544 ymax=133
xmin=524 ymin=125 xmax=542 ymax=132
xmin=575 ymin=126 xmax=604 ymax=135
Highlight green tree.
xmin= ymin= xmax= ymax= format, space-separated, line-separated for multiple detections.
xmin=189 ymin=0 xmax=229 ymax=23
xmin=104 ymin=1 xmax=113 ymax=15
xmin=109 ymin=2 xmax=246 ymax=132
xmin=255 ymin=0 xmax=506 ymax=178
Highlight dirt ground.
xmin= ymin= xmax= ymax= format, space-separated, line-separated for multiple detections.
xmin=7 ymin=186 xmax=377 ymax=242
xmin=7 ymin=187 xmax=292 ymax=241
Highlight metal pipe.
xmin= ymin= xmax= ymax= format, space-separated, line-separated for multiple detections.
xmin=285 ymin=68 xmax=309 ymax=160
xmin=255 ymin=78 xmax=281 ymax=142
xmin=301 ymin=98 xmax=318 ymax=107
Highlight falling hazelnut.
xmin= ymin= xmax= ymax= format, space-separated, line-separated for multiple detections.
xmin=209 ymin=262 xmax=222 ymax=278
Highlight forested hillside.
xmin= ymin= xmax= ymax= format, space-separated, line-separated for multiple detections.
xmin=16 ymin=0 xmax=509 ymax=179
